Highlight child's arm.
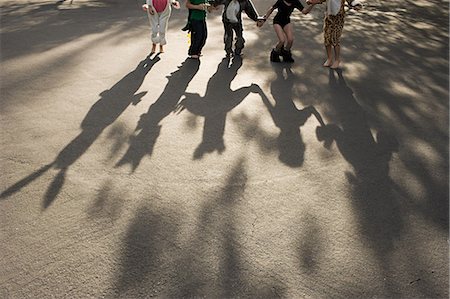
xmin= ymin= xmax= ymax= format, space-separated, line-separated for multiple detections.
xmin=301 ymin=4 xmax=316 ymax=14
xmin=256 ymin=3 xmax=275 ymax=27
xmin=243 ymin=0 xmax=260 ymax=22
xmin=142 ymin=0 xmax=155 ymax=14
xmin=260 ymin=3 xmax=276 ymax=24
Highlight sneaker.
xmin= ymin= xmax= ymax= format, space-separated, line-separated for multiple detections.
xmin=270 ymin=49 xmax=281 ymax=62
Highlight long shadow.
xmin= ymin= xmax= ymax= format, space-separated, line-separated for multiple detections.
xmin=169 ymin=157 xmax=286 ymax=297
xmin=265 ymin=65 xmax=324 ymax=167
xmin=114 ymin=204 xmax=179 ymax=297
xmin=112 ymin=158 xmax=285 ymax=297
xmin=1 ymin=56 xmax=159 ymax=208
xmin=175 ymin=56 xmax=260 ymax=159
xmin=296 ymin=213 xmax=324 ymax=274
xmin=315 ymin=69 xmax=417 ymax=296
xmin=116 ymin=58 xmax=200 ymax=171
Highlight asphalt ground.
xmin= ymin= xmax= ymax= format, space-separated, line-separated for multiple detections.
xmin=0 ymin=0 xmax=449 ymax=298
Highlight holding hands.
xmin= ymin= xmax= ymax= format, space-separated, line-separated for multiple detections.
xmin=256 ymin=18 xmax=265 ymax=27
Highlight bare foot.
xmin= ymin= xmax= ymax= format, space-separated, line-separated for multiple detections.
xmin=151 ymin=43 xmax=156 ymax=54
xmin=323 ymin=59 xmax=332 ymax=67
xmin=159 ymin=45 xmax=164 ymax=53
xmin=331 ymin=60 xmax=340 ymax=69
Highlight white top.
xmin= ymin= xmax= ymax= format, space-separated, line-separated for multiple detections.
xmin=226 ymin=0 xmax=241 ymax=23
xmin=326 ymin=0 xmax=341 ymax=16
xmin=325 ymin=0 xmax=362 ymax=16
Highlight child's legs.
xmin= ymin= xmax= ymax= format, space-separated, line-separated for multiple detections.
xmin=223 ymin=22 xmax=234 ymax=54
xmin=189 ymin=19 xmax=207 ymax=55
xmin=200 ymin=20 xmax=207 ymax=52
xmin=282 ymin=23 xmax=294 ymax=50
xmin=158 ymin=7 xmax=172 ymax=45
xmin=324 ymin=14 xmax=344 ymax=60
xmin=330 ymin=44 xmax=341 ymax=68
xmin=234 ymin=23 xmax=245 ymax=54
xmin=333 ymin=44 xmax=340 ymax=61
xmin=188 ymin=20 xmax=201 ymax=55
xmin=149 ymin=12 xmax=161 ymax=44
xmin=325 ymin=45 xmax=332 ymax=61
xmin=323 ymin=16 xmax=334 ymax=64
xmin=273 ymin=24 xmax=286 ymax=51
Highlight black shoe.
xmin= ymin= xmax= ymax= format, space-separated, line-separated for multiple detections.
xmin=270 ymin=49 xmax=281 ymax=62
xmin=281 ymin=49 xmax=294 ymax=63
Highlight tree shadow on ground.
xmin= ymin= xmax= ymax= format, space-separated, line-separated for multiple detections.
xmin=115 ymin=58 xmax=200 ymax=171
xmin=175 ymin=56 xmax=261 ymax=159
xmin=296 ymin=213 xmax=324 ymax=275
xmin=170 ymin=157 xmax=286 ymax=297
xmin=315 ymin=68 xmax=441 ymax=297
xmin=0 ymin=56 xmax=159 ymax=208
xmin=86 ymin=179 xmax=124 ymax=222
xmin=113 ymin=157 xmax=286 ymax=298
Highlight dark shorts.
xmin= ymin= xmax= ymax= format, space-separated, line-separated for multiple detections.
xmin=273 ymin=14 xmax=290 ymax=28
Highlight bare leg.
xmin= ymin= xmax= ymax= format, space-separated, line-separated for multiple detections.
xmin=151 ymin=43 xmax=156 ymax=53
xmin=331 ymin=44 xmax=340 ymax=69
xmin=283 ymin=23 xmax=294 ymax=51
xmin=159 ymin=44 xmax=164 ymax=53
xmin=323 ymin=45 xmax=332 ymax=67
xmin=273 ymin=24 xmax=286 ymax=51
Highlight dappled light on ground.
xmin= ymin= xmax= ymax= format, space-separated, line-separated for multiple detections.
xmin=0 ymin=0 xmax=448 ymax=297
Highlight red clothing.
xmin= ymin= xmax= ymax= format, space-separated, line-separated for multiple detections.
xmin=153 ymin=0 xmax=168 ymax=13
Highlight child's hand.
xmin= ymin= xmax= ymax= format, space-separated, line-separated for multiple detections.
xmin=207 ymin=4 xmax=216 ymax=13
xmin=143 ymin=4 xmax=155 ymax=14
xmin=257 ymin=17 xmax=266 ymax=27
xmin=172 ymin=1 xmax=180 ymax=9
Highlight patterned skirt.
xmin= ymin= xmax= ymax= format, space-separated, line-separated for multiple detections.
xmin=324 ymin=11 xmax=345 ymax=46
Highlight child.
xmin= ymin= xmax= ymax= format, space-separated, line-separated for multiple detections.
xmin=212 ymin=0 xmax=262 ymax=57
xmin=259 ymin=0 xmax=316 ymax=63
xmin=142 ymin=0 xmax=180 ymax=54
xmin=185 ymin=0 xmax=212 ymax=58
xmin=307 ymin=0 xmax=362 ymax=68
